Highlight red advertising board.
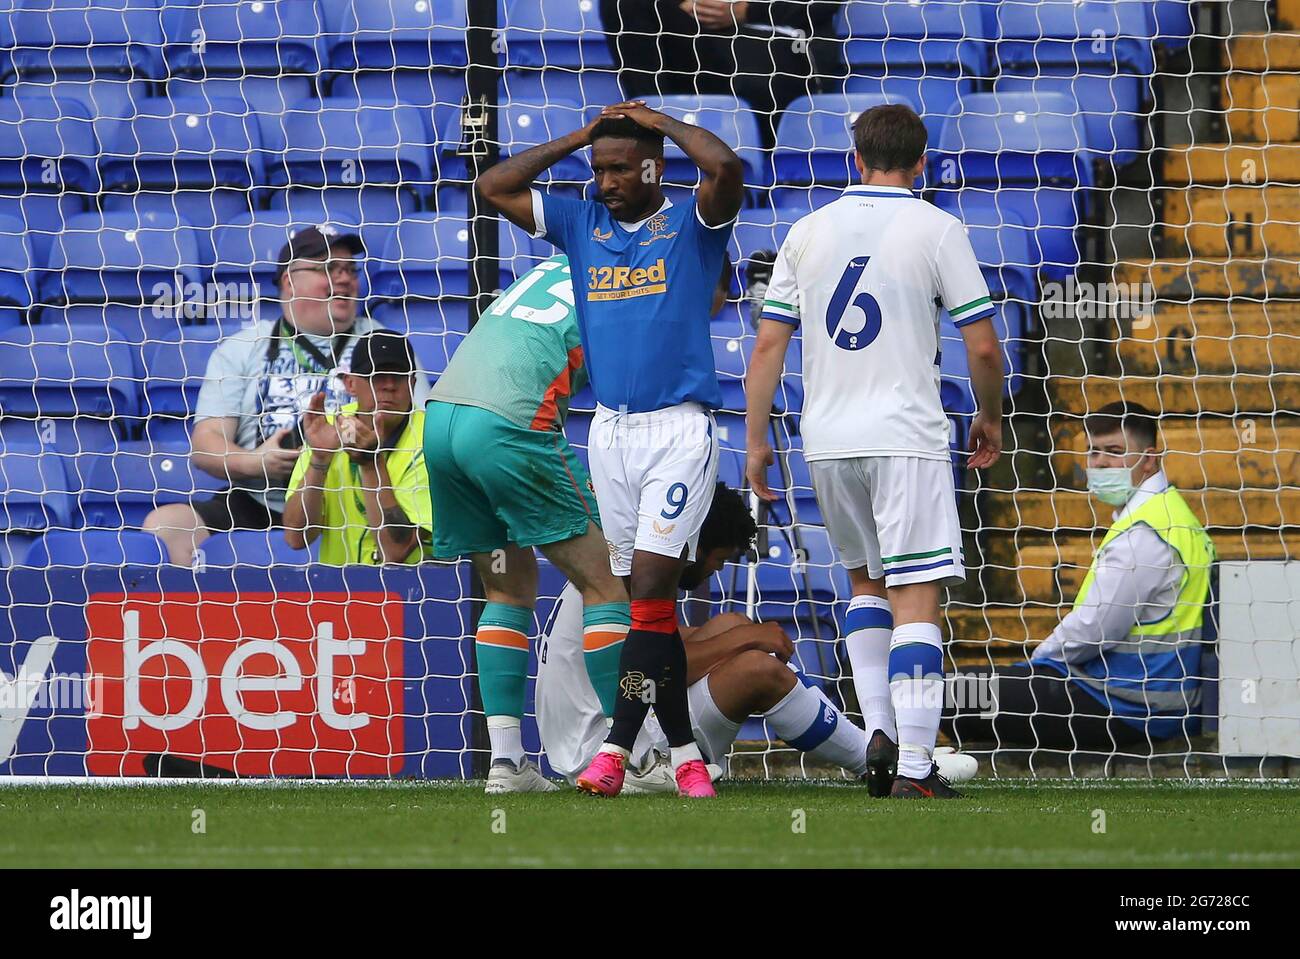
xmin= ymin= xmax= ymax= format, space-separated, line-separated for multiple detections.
xmin=86 ymin=592 xmax=404 ymax=776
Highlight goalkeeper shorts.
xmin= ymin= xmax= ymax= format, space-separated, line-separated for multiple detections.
xmin=423 ymin=401 xmax=598 ymax=558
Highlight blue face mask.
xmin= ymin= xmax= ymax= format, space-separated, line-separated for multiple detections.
xmin=1086 ymin=467 xmax=1135 ymax=507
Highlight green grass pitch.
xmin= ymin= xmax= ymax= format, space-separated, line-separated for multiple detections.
xmin=1 ymin=780 xmax=1297 ymax=868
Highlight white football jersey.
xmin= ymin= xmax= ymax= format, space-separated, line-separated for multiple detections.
xmin=760 ymin=185 xmax=996 ymax=462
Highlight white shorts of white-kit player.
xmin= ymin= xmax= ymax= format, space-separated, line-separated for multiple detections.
xmin=535 ymin=584 xmax=741 ymax=783
xmin=587 ymin=401 xmax=720 ymax=577
xmin=809 ymin=455 xmax=966 ymax=588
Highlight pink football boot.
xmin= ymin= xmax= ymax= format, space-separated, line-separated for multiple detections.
xmin=674 ymin=759 xmax=717 ymax=798
xmin=576 ymin=750 xmax=626 ymax=797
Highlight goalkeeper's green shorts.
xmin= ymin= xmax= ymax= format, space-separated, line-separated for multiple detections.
xmin=423 ymin=400 xmax=599 ymax=558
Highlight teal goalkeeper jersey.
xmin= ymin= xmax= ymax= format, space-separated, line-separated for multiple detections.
xmin=428 ymin=256 xmax=587 ymax=431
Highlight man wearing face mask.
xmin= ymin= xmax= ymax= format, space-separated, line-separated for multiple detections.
xmin=945 ymin=401 xmax=1215 ymax=753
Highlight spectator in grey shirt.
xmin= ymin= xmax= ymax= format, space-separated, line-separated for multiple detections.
xmin=144 ymin=225 xmax=430 ymax=565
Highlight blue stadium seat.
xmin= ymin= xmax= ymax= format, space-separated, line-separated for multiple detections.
xmin=196 ymin=529 xmax=318 ymax=568
xmin=730 ymin=207 xmax=794 ymax=279
xmin=766 ymin=438 xmax=822 ymax=528
xmin=995 ymin=0 xmax=1156 ymax=166
xmin=328 ymin=0 xmax=467 ymax=71
xmin=0 ymin=324 xmax=141 ymax=471
xmin=502 ymin=0 xmax=621 ymax=107
xmin=842 ymin=0 xmax=990 ymax=147
xmin=439 ymin=100 xmax=592 ymax=187
xmin=773 ymin=92 xmax=915 ymax=205
xmin=325 ymin=0 xmax=468 ymax=136
xmin=405 ymin=328 xmax=467 ymax=383
xmin=729 ymin=526 xmax=849 ymax=676
xmin=140 ymin=325 xmax=222 ymax=439
xmin=371 ymin=213 xmax=538 ymax=307
xmin=98 ymin=97 xmax=263 ymax=263
xmin=0 ymin=212 xmax=34 ymax=329
xmin=1152 ymin=0 xmax=1196 ymax=50
xmin=0 ymin=93 xmax=98 ymax=270
xmin=262 ymin=99 xmax=434 ymax=227
xmin=80 ymin=440 xmax=224 ymax=529
xmin=369 ymin=211 xmax=539 ymax=375
xmin=503 ymin=0 xmax=614 ymax=69
xmin=162 ymin=0 xmax=325 ymax=105
xmin=36 ymin=210 xmax=204 ymax=348
xmin=23 ymin=528 xmax=170 ymax=568
xmin=932 ymin=92 xmax=1092 ymax=279
xmin=639 ymin=96 xmax=768 ymax=193
xmin=0 ymin=321 xmax=139 ymax=417
xmin=0 ymin=0 xmax=166 ymax=117
xmin=0 ymin=441 xmax=73 ymax=567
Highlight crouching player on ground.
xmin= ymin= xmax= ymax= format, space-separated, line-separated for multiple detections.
xmin=538 ymin=484 xmax=878 ymax=789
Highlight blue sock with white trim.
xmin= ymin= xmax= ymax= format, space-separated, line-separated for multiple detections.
xmin=765 ymin=672 xmax=868 ymax=776
xmin=845 ymin=595 xmax=896 ymax=741
xmin=888 ymin=622 xmax=945 ymax=780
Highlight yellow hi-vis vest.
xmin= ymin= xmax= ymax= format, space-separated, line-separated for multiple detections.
xmin=1066 ymin=485 xmax=1215 ymax=724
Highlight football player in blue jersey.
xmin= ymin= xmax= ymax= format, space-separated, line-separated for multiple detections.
xmin=480 ymin=101 xmax=745 ymax=797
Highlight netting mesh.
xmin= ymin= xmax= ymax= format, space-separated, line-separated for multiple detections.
xmin=0 ymin=0 xmax=1296 ymax=780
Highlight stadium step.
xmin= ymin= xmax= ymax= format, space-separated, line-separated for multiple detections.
xmin=1226 ymin=32 xmax=1300 ymax=72
xmin=1112 ymin=300 xmax=1300 ymax=376
xmin=1114 ymin=257 xmax=1300 ymax=300
xmin=945 ymin=607 xmax=1065 ymax=656
xmin=1048 ymin=373 xmax=1300 ymax=418
xmin=1162 ymin=186 xmax=1300 ymax=258
xmin=1050 ymin=416 xmax=1300 ymax=491
xmin=1225 ymin=72 xmax=1300 ymax=143
xmin=990 ymin=532 xmax=1300 ymax=605
xmin=981 ymin=488 xmax=1300 ymax=535
xmin=1162 ymin=143 xmax=1300 ymax=186
xmin=1282 ymin=0 xmax=1300 ymax=29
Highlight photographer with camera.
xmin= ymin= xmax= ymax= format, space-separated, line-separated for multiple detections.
xmin=143 ymin=225 xmax=429 ymax=565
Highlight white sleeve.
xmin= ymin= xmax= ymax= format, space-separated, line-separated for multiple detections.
xmin=1034 ymin=525 xmax=1184 ymax=666
xmin=695 ymin=202 xmax=737 ymax=230
xmin=529 ymin=188 xmax=547 ymax=240
xmin=936 ymin=220 xmax=996 ymax=327
xmin=758 ymin=228 xmax=801 ymax=327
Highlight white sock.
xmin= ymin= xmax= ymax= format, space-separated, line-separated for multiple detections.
xmin=486 ymin=716 xmax=525 ymax=765
xmin=888 ymin=622 xmax=945 ymax=780
xmin=670 ymin=743 xmax=703 ymax=769
xmin=598 ymin=742 xmax=631 ymax=761
xmin=845 ymin=594 xmax=896 ymax=740
xmin=765 ymin=680 xmax=868 ymax=776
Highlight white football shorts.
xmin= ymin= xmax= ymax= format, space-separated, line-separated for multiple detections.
xmin=809 ymin=455 xmax=965 ymax=588
xmin=587 ymin=402 xmax=720 ymax=576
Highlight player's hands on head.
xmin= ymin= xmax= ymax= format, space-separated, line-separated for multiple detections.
xmin=251 ymin=427 xmax=301 ymax=481
xmin=746 ymin=443 xmax=778 ymax=502
xmin=967 ymin=411 xmax=1003 ymax=469
xmin=301 ymin=392 xmax=341 ymax=461
xmin=749 ymin=621 xmax=795 ymax=663
xmin=599 ymin=100 xmax=663 ymax=131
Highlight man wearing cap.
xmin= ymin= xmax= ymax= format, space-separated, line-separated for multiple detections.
xmin=283 ymin=330 xmax=433 ymax=566
xmin=143 ymin=225 xmax=429 ymax=565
